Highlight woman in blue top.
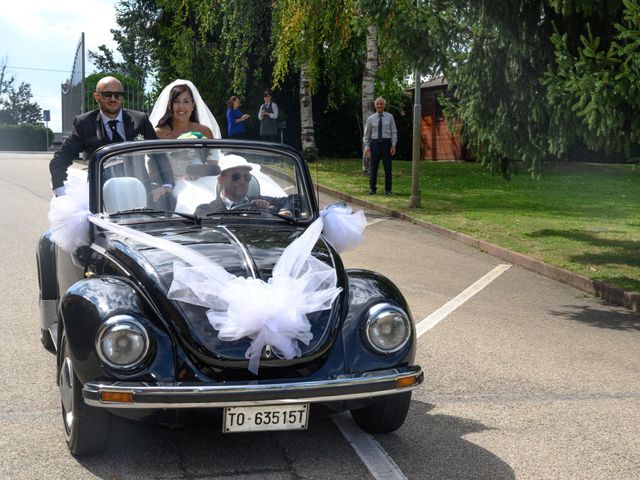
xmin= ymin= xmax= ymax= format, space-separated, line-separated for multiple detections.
xmin=226 ymin=96 xmax=250 ymax=139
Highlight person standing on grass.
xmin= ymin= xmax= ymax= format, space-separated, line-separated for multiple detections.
xmin=258 ymin=89 xmax=279 ymax=142
xmin=363 ymin=96 xmax=397 ymax=195
xmin=226 ymin=96 xmax=250 ymax=139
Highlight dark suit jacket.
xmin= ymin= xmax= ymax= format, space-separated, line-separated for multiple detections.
xmin=194 ymin=195 xmax=292 ymax=217
xmin=194 ymin=197 xmax=228 ymax=217
xmin=50 ymin=108 xmax=158 ymax=190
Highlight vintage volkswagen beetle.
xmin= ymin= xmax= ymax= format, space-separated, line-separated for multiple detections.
xmin=37 ymin=140 xmax=423 ymax=456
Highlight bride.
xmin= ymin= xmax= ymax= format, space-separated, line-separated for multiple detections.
xmin=149 ymin=79 xmax=221 ymax=139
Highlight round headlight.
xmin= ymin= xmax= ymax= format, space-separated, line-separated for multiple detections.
xmin=96 ymin=315 xmax=150 ymax=370
xmin=365 ymin=303 xmax=411 ymax=354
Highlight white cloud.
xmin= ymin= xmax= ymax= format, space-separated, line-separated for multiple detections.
xmin=1 ymin=0 xmax=120 ymax=131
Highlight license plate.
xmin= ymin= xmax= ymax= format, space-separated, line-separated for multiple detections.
xmin=223 ymin=404 xmax=309 ymax=433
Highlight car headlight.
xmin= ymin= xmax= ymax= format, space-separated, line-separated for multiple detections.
xmin=96 ymin=315 xmax=150 ymax=370
xmin=365 ymin=303 xmax=411 ymax=354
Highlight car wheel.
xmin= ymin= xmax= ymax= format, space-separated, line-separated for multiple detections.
xmin=40 ymin=328 xmax=55 ymax=353
xmin=59 ymin=332 xmax=111 ymax=456
xmin=350 ymin=392 xmax=411 ymax=434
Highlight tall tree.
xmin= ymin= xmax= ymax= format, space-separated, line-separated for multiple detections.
xmin=545 ymin=0 xmax=640 ymax=156
xmin=272 ymin=0 xmax=359 ymax=158
xmin=361 ymin=24 xmax=378 ymax=172
xmin=89 ymin=0 xmax=161 ymax=92
xmin=0 ymin=64 xmax=42 ymax=125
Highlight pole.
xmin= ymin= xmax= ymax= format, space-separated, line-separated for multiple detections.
xmin=45 ymin=121 xmax=49 ymax=151
xmin=409 ymin=67 xmax=421 ymax=208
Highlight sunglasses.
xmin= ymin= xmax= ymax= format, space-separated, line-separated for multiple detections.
xmin=230 ymin=173 xmax=252 ymax=182
xmin=98 ymin=91 xmax=124 ymax=100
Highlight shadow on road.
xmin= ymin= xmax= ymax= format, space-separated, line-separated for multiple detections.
xmin=376 ymin=401 xmax=515 ymax=480
xmin=73 ymin=400 xmax=515 ymax=479
xmin=550 ymin=304 xmax=640 ymax=331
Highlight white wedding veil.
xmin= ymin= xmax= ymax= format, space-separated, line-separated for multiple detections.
xmin=149 ymin=79 xmax=221 ymax=139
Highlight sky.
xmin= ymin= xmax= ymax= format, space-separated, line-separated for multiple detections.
xmin=0 ymin=0 xmax=119 ymax=132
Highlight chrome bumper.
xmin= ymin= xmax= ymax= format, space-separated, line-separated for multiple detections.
xmin=83 ymin=365 xmax=423 ymax=409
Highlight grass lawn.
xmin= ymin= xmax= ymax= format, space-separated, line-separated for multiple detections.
xmin=312 ymin=158 xmax=640 ymax=292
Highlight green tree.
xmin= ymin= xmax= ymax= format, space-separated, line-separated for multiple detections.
xmin=89 ymin=0 xmax=161 ymax=92
xmin=544 ymin=0 xmax=640 ymax=156
xmin=0 ymin=64 xmax=42 ymax=125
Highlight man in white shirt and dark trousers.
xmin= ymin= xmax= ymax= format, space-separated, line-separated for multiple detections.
xmin=258 ymin=89 xmax=279 ymax=142
xmin=363 ymin=97 xmax=397 ymax=195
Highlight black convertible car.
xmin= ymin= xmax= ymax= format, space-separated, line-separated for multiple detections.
xmin=37 ymin=140 xmax=423 ymax=456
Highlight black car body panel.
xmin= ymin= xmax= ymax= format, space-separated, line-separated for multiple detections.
xmin=38 ymin=140 xmax=422 ymax=452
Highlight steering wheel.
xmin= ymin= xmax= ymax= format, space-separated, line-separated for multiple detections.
xmin=229 ymin=202 xmax=256 ymax=211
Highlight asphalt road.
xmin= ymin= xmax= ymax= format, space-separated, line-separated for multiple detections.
xmin=1 ymin=153 xmax=638 ymax=479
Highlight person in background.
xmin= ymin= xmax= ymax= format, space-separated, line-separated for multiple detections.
xmin=363 ymin=96 xmax=397 ymax=195
xmin=49 ymin=75 xmax=159 ymax=196
xmin=258 ymin=89 xmax=279 ymax=142
xmin=226 ymin=96 xmax=250 ymax=139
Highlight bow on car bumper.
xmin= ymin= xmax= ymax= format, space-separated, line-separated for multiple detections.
xmin=83 ymin=366 xmax=423 ymax=409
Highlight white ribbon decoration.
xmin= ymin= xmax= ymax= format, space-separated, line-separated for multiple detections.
xmin=48 ymin=177 xmax=90 ymax=253
xmin=319 ymin=204 xmax=367 ymax=253
xmin=48 ymin=176 xmax=366 ymax=374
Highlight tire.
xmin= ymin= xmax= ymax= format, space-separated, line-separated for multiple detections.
xmin=58 ymin=333 xmax=111 ymax=456
xmin=350 ymin=392 xmax=411 ymax=434
xmin=41 ymin=328 xmax=56 ymax=354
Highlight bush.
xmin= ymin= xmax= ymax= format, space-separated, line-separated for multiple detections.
xmin=0 ymin=124 xmax=54 ymax=151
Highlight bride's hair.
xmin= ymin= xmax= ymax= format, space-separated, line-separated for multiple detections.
xmin=156 ymin=84 xmax=199 ymax=130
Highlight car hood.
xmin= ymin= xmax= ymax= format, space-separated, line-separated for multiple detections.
xmin=103 ymin=221 xmax=345 ymax=373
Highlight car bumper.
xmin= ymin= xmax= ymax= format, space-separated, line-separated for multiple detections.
xmin=83 ymin=365 xmax=423 ymax=409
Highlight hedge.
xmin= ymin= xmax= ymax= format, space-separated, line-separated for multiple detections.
xmin=0 ymin=124 xmax=54 ymax=151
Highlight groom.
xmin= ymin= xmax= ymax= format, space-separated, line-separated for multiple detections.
xmin=49 ymin=76 xmax=171 ymax=199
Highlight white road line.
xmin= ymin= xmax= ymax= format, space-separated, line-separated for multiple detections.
xmin=367 ymin=217 xmax=388 ymax=226
xmin=416 ymin=263 xmax=512 ymax=338
xmin=332 ymin=413 xmax=408 ymax=480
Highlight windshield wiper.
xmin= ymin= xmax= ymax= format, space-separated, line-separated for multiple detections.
xmin=109 ymin=208 xmax=202 ymax=224
xmin=258 ymin=210 xmax=296 ymax=224
xmin=205 ymin=208 xmax=261 ymax=218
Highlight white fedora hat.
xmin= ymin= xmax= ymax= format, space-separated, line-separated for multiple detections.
xmin=218 ymin=154 xmax=260 ymax=173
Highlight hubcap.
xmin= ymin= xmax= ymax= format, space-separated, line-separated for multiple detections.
xmin=59 ymin=352 xmax=74 ymax=434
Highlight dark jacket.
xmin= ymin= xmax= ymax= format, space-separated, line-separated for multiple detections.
xmin=194 ymin=195 xmax=293 ymax=217
xmin=50 ymin=108 xmax=158 ymax=190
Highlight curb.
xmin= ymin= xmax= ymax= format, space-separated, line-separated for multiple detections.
xmin=317 ymin=184 xmax=639 ymax=313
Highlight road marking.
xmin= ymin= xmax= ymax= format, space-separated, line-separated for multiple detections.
xmin=416 ymin=263 xmax=512 ymax=338
xmin=367 ymin=217 xmax=388 ymax=226
xmin=332 ymin=412 xmax=408 ymax=480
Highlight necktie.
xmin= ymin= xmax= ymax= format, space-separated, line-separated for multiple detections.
xmin=108 ymin=120 xmax=124 ymax=143
xmin=378 ymin=113 xmax=383 ymax=140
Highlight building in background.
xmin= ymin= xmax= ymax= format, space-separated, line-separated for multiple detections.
xmin=410 ymin=77 xmax=471 ymax=161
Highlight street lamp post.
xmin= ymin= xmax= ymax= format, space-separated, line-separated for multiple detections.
xmin=409 ymin=68 xmax=421 ymax=208
xmin=43 ymin=109 xmax=50 ymax=151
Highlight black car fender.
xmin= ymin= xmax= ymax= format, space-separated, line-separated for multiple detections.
xmin=59 ymin=276 xmax=176 ymax=385
xmin=36 ymin=231 xmax=58 ymax=301
xmin=341 ymin=269 xmax=417 ymax=373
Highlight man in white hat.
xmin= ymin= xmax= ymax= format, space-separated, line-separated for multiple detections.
xmin=194 ymin=155 xmax=292 ymax=217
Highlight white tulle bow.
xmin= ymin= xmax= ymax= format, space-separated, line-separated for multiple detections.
xmin=320 ymin=204 xmax=367 ymax=253
xmin=48 ymin=176 xmax=90 ymax=253
xmin=168 ymin=218 xmax=343 ymax=373
xmin=47 ymin=176 xmax=367 ymax=374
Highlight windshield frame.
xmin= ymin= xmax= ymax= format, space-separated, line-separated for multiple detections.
xmin=89 ymin=139 xmax=318 ymax=227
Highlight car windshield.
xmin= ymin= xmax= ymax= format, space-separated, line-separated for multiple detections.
xmin=99 ymin=145 xmax=312 ymax=222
